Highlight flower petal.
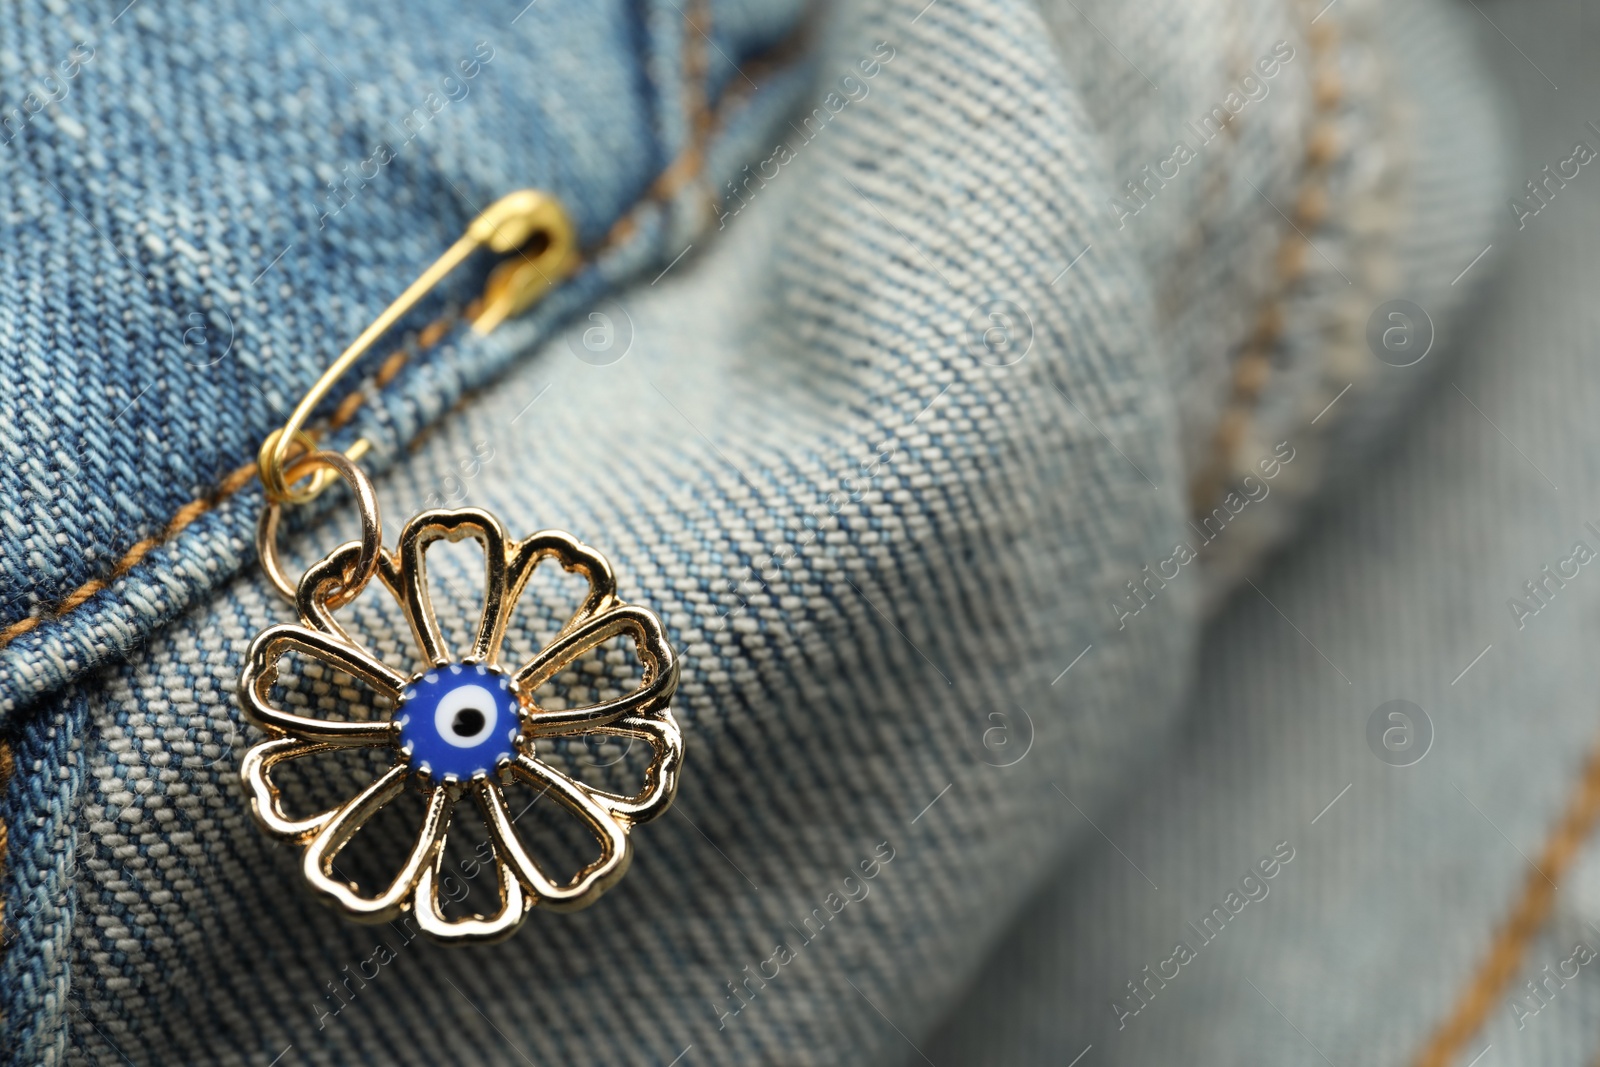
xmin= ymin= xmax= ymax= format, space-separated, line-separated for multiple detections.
xmin=380 ymin=507 xmax=510 ymax=668
xmin=239 ymin=623 xmax=404 ymax=744
xmin=294 ymin=541 xmax=371 ymax=644
xmin=239 ymin=735 xmax=395 ymax=842
xmin=516 ymin=604 xmax=678 ymax=734
xmin=568 ymin=710 xmax=685 ymax=827
xmin=301 ymin=765 xmax=453 ymax=923
xmin=484 ymin=754 xmax=632 ymax=911
xmin=503 ymin=530 xmax=617 ymax=644
xmin=412 ymin=780 xmax=530 ymax=944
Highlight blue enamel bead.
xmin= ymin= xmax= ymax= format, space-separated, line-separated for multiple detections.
xmin=396 ymin=663 xmax=522 ymax=782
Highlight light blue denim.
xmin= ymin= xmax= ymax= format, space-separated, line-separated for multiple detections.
xmin=0 ymin=0 xmax=1511 ymax=1064
xmin=936 ymin=1 xmax=1600 ymax=1063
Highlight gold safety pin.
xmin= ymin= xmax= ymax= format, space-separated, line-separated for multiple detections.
xmin=258 ymin=189 xmax=576 ymax=505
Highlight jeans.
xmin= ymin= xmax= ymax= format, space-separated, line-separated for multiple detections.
xmin=0 ymin=0 xmax=1503 ymax=1062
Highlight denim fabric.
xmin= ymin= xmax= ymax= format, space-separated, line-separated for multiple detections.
xmin=0 ymin=0 xmax=806 ymax=720
xmin=0 ymin=0 xmax=1507 ymax=1063
xmin=930 ymin=3 xmax=1600 ymax=1064
xmin=0 ymin=692 xmax=86 ymax=1063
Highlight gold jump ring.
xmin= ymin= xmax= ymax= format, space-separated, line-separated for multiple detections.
xmin=256 ymin=449 xmax=383 ymax=607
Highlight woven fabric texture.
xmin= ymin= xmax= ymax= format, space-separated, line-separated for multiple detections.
xmin=0 ymin=0 xmax=1506 ymax=1063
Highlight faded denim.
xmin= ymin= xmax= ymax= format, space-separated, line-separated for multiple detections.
xmin=0 ymin=0 xmax=1509 ymax=1064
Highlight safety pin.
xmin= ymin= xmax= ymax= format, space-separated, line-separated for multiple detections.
xmin=257 ymin=189 xmax=576 ymax=505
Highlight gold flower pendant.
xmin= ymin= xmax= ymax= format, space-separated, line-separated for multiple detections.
xmin=239 ymin=502 xmax=683 ymax=944
xmin=237 ymin=191 xmax=680 ymax=943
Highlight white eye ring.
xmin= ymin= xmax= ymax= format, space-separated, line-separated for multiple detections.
xmin=434 ymin=684 xmax=499 ymax=748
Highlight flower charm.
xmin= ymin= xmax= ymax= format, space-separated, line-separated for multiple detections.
xmin=238 ymin=507 xmax=682 ymax=944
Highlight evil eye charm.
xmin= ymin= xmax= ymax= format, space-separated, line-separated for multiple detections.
xmin=239 ymin=509 xmax=683 ymax=942
xmin=396 ymin=663 xmax=522 ymax=782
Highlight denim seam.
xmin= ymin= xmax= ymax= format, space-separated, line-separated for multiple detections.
xmin=0 ymin=2 xmax=725 ymax=662
xmin=0 ymin=739 xmax=12 ymax=942
xmin=0 ymin=322 xmax=444 ymax=659
xmin=0 ymin=0 xmax=747 ymax=1024
xmin=1188 ymin=10 xmax=1343 ymax=516
xmin=601 ymin=0 xmax=716 ymax=251
xmin=1413 ymin=738 xmax=1600 ymax=1066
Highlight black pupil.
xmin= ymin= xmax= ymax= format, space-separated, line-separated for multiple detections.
xmin=451 ymin=707 xmax=486 ymax=737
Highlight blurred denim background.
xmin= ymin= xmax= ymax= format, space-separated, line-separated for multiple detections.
xmin=2 ymin=0 xmax=1593 ymax=1065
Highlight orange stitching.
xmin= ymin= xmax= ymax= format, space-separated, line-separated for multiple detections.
xmin=417 ymin=318 xmax=448 ymax=350
xmin=664 ymin=0 xmax=714 ymax=206
xmin=1189 ymin=17 xmax=1342 ymax=517
xmin=331 ymin=390 xmax=367 ymax=429
xmin=601 ymin=0 xmax=715 ymax=248
xmin=0 ymin=0 xmax=757 ymax=657
xmin=1413 ymin=738 xmax=1600 ymax=1067
xmin=3 ymin=459 xmax=266 ymax=647
xmin=0 ymin=739 xmax=12 ymax=937
xmin=0 ymin=0 xmax=770 ymax=1007
xmin=375 ymin=349 xmax=409 ymax=388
